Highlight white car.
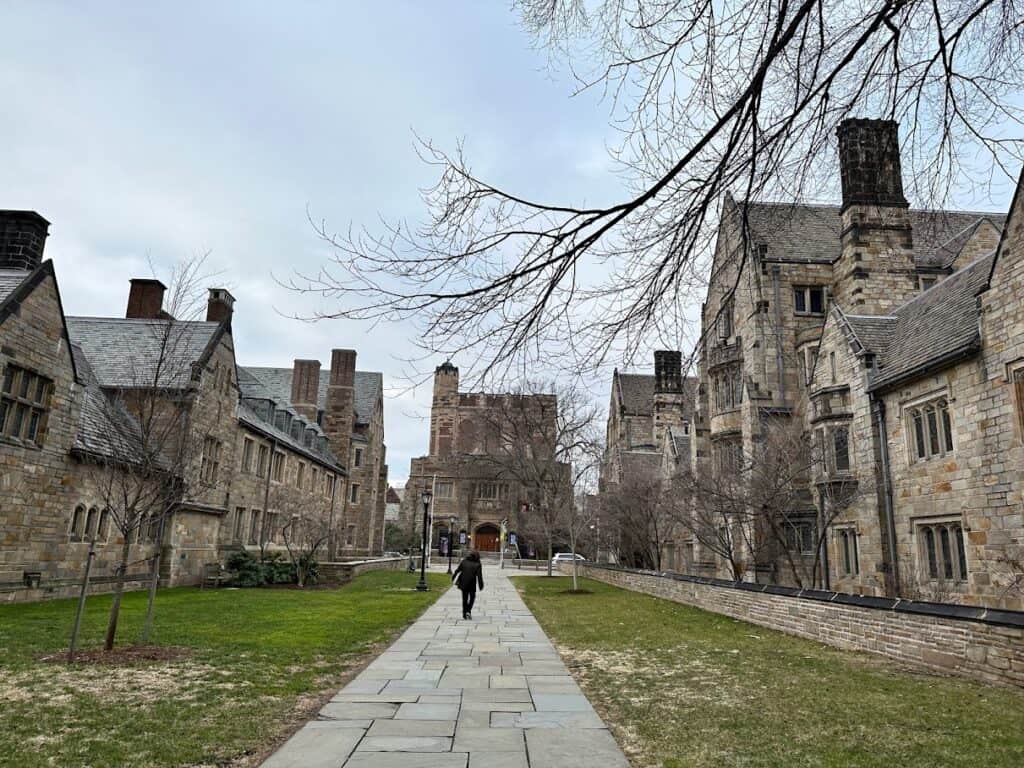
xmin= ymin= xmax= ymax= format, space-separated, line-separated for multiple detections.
xmin=551 ymin=552 xmax=586 ymax=568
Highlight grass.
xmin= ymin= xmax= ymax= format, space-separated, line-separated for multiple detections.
xmin=0 ymin=571 xmax=450 ymax=768
xmin=514 ymin=576 xmax=1024 ymax=768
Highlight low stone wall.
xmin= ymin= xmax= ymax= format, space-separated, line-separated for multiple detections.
xmin=564 ymin=563 xmax=1024 ymax=689
xmin=319 ymin=556 xmax=407 ymax=586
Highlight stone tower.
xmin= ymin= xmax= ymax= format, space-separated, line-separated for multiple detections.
xmin=652 ymin=350 xmax=688 ymax=445
xmin=323 ymin=349 xmax=356 ymax=460
xmin=429 ymin=361 xmax=459 ymax=456
xmin=833 ymin=119 xmax=918 ymax=313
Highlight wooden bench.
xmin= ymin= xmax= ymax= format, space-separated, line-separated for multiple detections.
xmin=200 ymin=562 xmax=228 ymax=589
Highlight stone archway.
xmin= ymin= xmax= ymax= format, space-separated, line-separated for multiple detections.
xmin=473 ymin=523 xmax=500 ymax=552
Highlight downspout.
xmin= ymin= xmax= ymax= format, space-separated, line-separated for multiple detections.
xmin=817 ymin=488 xmax=831 ymax=591
xmin=771 ymin=266 xmax=787 ymax=404
xmin=872 ymin=396 xmax=900 ymax=596
xmin=328 ymin=467 xmax=338 ymax=561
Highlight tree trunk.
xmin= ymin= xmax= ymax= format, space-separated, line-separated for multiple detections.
xmin=104 ymin=533 xmax=133 ymax=651
xmin=546 ymin=537 xmax=553 ymax=577
xmin=68 ymin=538 xmax=97 ymax=662
xmin=139 ymin=515 xmax=167 ymax=645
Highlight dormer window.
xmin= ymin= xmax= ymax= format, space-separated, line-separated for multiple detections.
xmin=919 ymin=275 xmax=939 ymax=292
xmin=794 ymin=286 xmax=826 ymax=316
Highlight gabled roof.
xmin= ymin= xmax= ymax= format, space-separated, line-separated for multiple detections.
xmin=733 ymin=200 xmax=1005 ymax=269
xmin=841 ymin=313 xmax=898 ymax=359
xmin=66 ymin=316 xmax=222 ymax=389
xmin=0 ymin=268 xmax=30 ymax=305
xmin=865 ymin=250 xmax=997 ymax=392
xmin=667 ymin=425 xmax=690 ymax=462
xmin=240 ymin=366 xmax=383 ymax=426
xmin=615 ymin=373 xmax=656 ymax=415
xmin=1 ymin=261 xmax=80 ymax=383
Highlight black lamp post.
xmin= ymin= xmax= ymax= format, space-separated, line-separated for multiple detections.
xmin=446 ymin=516 xmax=456 ymax=575
xmin=416 ymin=489 xmax=433 ymax=592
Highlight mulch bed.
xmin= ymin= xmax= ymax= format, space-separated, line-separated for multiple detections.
xmin=39 ymin=645 xmax=193 ymax=666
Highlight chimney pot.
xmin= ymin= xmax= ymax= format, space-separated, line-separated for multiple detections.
xmin=126 ymin=278 xmax=167 ymax=319
xmin=837 ymin=118 xmax=908 ymax=211
xmin=0 ymin=211 xmax=50 ymax=272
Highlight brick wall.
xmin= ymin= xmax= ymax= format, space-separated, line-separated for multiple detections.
xmin=566 ymin=563 xmax=1024 ymax=689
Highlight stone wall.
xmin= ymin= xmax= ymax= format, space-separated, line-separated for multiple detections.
xmin=565 ymin=563 xmax=1024 ymax=689
xmin=319 ymin=555 xmax=406 ymax=586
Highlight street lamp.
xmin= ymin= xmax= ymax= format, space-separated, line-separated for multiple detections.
xmin=446 ymin=516 xmax=456 ymax=575
xmin=416 ymin=489 xmax=433 ymax=592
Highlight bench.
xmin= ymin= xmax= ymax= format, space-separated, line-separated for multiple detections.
xmin=201 ymin=562 xmax=228 ymax=589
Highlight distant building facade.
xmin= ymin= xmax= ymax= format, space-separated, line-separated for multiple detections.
xmin=0 ymin=210 xmax=386 ymax=603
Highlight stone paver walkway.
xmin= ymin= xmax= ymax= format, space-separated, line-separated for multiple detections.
xmin=262 ymin=564 xmax=629 ymax=768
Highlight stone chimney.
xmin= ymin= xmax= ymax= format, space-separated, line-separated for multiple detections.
xmin=290 ymin=359 xmax=321 ymax=422
xmin=653 ymin=350 xmax=688 ymax=446
xmin=126 ymin=278 xmax=167 ymax=319
xmin=833 ymin=118 xmax=917 ymax=313
xmin=654 ymin=350 xmax=682 ymax=393
xmin=206 ymin=288 xmax=235 ymax=327
xmin=430 ymin=361 xmax=459 ymax=456
xmin=322 ymin=349 xmax=356 ymax=463
xmin=0 ymin=211 xmax=49 ymax=271
xmin=837 ymin=119 xmax=908 ymax=211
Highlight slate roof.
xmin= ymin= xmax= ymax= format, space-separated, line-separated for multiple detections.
xmin=0 ymin=268 xmax=29 ymax=305
xmin=70 ymin=343 xmax=153 ymax=465
xmin=236 ymin=399 xmax=343 ymax=471
xmin=842 ymin=314 xmax=897 ymax=359
xmin=240 ymin=366 xmax=382 ymax=425
xmin=736 ymin=201 xmax=1004 ymax=269
xmin=668 ymin=426 xmax=691 ymax=463
xmin=65 ymin=316 xmax=221 ymax=389
xmin=856 ymin=250 xmax=997 ymax=392
xmin=616 ymin=373 xmax=656 ymax=415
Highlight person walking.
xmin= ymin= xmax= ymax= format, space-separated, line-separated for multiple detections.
xmin=452 ymin=551 xmax=484 ymax=619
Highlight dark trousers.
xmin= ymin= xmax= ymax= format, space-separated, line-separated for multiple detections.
xmin=461 ymin=588 xmax=476 ymax=616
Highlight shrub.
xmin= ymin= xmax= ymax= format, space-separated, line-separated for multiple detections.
xmin=224 ymin=550 xmax=298 ymax=587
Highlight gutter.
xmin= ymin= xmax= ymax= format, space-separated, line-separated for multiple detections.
xmin=868 ymin=340 xmax=980 ymax=395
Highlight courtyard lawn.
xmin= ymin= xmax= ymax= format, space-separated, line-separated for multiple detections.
xmin=0 ymin=571 xmax=449 ymax=768
xmin=514 ymin=576 xmax=1024 ymax=768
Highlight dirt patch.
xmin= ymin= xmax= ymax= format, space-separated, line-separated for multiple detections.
xmin=40 ymin=645 xmax=193 ymax=666
xmin=560 ymin=589 xmax=593 ymax=595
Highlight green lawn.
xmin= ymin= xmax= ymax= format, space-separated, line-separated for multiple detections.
xmin=0 ymin=571 xmax=449 ymax=768
xmin=514 ymin=576 xmax=1024 ymax=768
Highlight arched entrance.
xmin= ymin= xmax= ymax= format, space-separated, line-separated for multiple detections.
xmin=473 ymin=523 xmax=500 ymax=552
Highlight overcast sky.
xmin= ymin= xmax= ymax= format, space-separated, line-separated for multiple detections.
xmin=0 ymin=3 xmax=629 ymax=485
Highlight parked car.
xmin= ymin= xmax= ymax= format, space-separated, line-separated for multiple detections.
xmin=551 ymin=552 xmax=587 ymax=568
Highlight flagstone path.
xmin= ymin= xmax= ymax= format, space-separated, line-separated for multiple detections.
xmin=261 ymin=563 xmax=629 ymax=768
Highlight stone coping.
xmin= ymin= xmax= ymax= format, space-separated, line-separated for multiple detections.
xmin=579 ymin=563 xmax=1024 ymax=629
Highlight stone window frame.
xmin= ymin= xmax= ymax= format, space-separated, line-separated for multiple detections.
xmin=435 ymin=481 xmax=455 ymax=499
xmin=69 ymin=504 xmax=86 ymax=541
xmin=1007 ymin=359 xmax=1024 ymax=443
xmin=475 ymin=482 xmax=509 ymax=500
xmin=0 ymin=363 xmax=54 ymax=448
xmin=913 ymin=515 xmax=969 ymax=584
xmin=815 ymin=423 xmax=853 ymax=475
xmin=255 ymin=443 xmax=270 ymax=478
xmin=797 ymin=343 xmax=819 ymax=388
xmin=249 ymin=509 xmax=262 ymax=545
xmin=271 ymin=451 xmax=285 ymax=483
xmin=311 ymin=466 xmax=319 ymax=492
xmin=903 ymin=392 xmax=954 ymax=463
xmin=353 ymin=446 xmax=363 ymax=468
xmin=346 ymin=524 xmax=356 ymax=546
xmin=918 ymin=274 xmax=941 ymax=292
xmin=793 ymin=285 xmax=827 ymax=316
xmin=296 ymin=461 xmax=306 ymax=489
xmin=712 ymin=364 xmax=743 ymax=413
xmin=232 ymin=506 xmax=246 ymax=542
xmin=240 ymin=437 xmax=255 ymax=474
xmin=784 ymin=516 xmax=816 ymax=555
xmin=835 ymin=526 xmax=860 ymax=576
xmin=349 ymin=482 xmax=360 ymax=503
xmin=200 ymin=436 xmax=221 ymax=485
xmin=324 ymin=473 xmax=335 ymax=499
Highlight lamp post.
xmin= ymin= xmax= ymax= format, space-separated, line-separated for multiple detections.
xmin=416 ymin=489 xmax=433 ymax=592
xmin=446 ymin=516 xmax=456 ymax=575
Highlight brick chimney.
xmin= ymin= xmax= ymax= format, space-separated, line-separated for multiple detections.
xmin=837 ymin=119 xmax=908 ymax=211
xmin=126 ymin=278 xmax=167 ymax=319
xmin=322 ymin=349 xmax=356 ymax=462
xmin=290 ymin=359 xmax=321 ymax=422
xmin=206 ymin=288 xmax=235 ymax=327
xmin=834 ymin=118 xmax=916 ymax=313
xmin=653 ymin=350 xmax=688 ymax=446
xmin=0 ymin=211 xmax=50 ymax=271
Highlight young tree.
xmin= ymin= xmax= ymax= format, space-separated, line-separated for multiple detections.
xmin=298 ymin=2 xmax=1024 ymax=379
xmin=479 ymin=381 xmax=602 ymax=576
xmin=600 ymin=458 xmax=672 ymax=570
xmin=76 ymin=259 xmax=210 ymax=651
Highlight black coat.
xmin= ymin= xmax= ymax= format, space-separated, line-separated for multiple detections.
xmin=453 ymin=559 xmax=484 ymax=593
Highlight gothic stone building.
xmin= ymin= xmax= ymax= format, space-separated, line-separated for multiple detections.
xmin=598 ymin=350 xmax=697 ymax=569
xmin=690 ymin=118 xmax=1024 ymax=609
xmin=0 ymin=210 xmax=386 ymax=603
xmin=402 ymin=362 xmax=565 ymax=555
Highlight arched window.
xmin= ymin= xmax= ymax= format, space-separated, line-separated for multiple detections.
xmin=70 ymin=505 xmax=85 ymax=541
xmin=906 ymin=396 xmax=955 ymax=462
xmin=97 ymin=509 xmax=110 ymax=541
xmin=85 ymin=507 xmax=99 ymax=540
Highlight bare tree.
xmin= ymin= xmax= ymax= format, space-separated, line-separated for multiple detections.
xmin=274 ymin=485 xmax=334 ymax=588
xmin=600 ymin=461 xmax=671 ymax=570
xmin=479 ymin=381 xmax=602 ymax=576
xmin=671 ymin=414 xmax=858 ymax=586
xmin=295 ymin=2 xmax=1024 ymax=380
xmin=75 ymin=259 xmax=210 ymax=651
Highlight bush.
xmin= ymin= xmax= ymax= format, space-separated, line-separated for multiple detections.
xmin=224 ymin=550 xmax=299 ymax=587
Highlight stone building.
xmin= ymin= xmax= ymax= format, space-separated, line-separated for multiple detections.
xmin=0 ymin=209 xmax=385 ymax=603
xmin=597 ymin=350 xmax=697 ymax=569
xmin=688 ymin=118 xmax=1024 ymax=608
xmin=402 ymin=362 xmax=566 ymax=555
